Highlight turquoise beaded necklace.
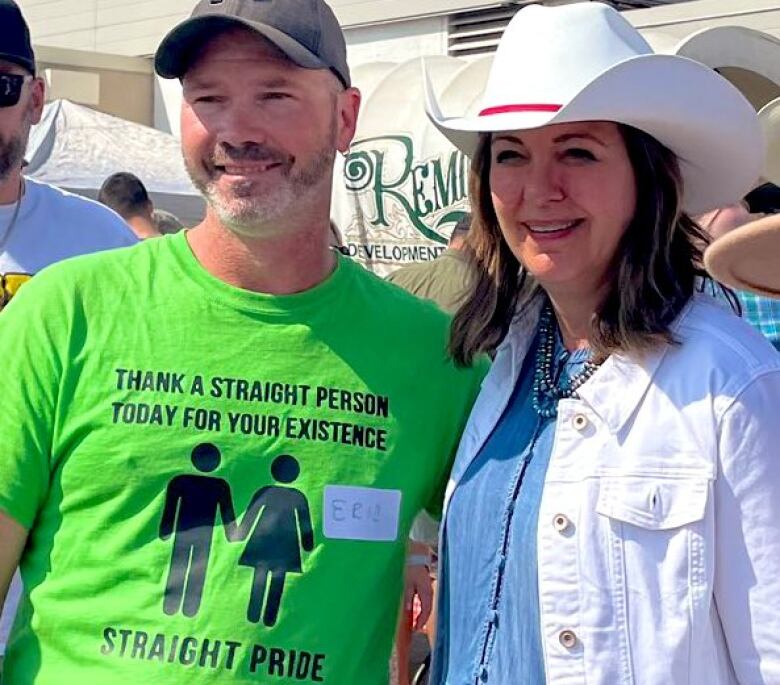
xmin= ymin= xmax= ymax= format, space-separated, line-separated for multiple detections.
xmin=531 ymin=303 xmax=602 ymax=418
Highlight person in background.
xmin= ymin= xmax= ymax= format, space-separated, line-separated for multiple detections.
xmin=426 ymin=2 xmax=780 ymax=683
xmin=387 ymin=213 xmax=475 ymax=313
xmin=152 ymin=208 xmax=185 ymax=235
xmin=0 ymin=2 xmax=136 ymax=674
xmin=698 ymin=200 xmax=780 ymax=351
xmin=705 ymin=213 xmax=780 ymax=302
xmin=98 ymin=171 xmax=162 ymax=239
xmin=0 ymin=0 xmax=485 ymax=682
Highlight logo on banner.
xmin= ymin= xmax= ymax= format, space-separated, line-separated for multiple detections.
xmin=340 ymin=135 xmax=469 ymax=268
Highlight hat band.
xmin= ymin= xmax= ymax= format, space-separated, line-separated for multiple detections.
xmin=479 ymin=104 xmax=562 ymax=116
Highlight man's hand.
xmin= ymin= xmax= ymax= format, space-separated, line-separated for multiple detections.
xmin=0 ymin=509 xmax=27 ymax=607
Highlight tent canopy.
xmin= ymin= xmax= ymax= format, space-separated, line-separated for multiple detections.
xmin=26 ymin=99 xmax=205 ymax=226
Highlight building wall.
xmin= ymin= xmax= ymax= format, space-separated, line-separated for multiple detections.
xmin=36 ymin=46 xmax=154 ymax=126
xmin=626 ymin=0 xmax=780 ymax=40
xmin=345 ymin=16 xmax=447 ymax=65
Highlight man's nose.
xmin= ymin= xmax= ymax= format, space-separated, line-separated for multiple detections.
xmin=216 ymin=103 xmax=270 ymax=149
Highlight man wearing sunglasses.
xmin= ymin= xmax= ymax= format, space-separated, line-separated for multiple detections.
xmin=0 ymin=0 xmax=137 ymax=675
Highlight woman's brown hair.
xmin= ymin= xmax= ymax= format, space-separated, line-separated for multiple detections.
xmin=450 ymin=124 xmax=715 ymax=366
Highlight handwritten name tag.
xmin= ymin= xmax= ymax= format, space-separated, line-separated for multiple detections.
xmin=322 ymin=485 xmax=402 ymax=542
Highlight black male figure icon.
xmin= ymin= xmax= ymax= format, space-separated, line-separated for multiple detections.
xmin=159 ymin=443 xmax=238 ymax=617
xmin=235 ymin=454 xmax=314 ymax=626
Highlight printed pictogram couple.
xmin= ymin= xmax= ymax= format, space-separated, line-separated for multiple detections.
xmin=159 ymin=443 xmax=314 ymax=626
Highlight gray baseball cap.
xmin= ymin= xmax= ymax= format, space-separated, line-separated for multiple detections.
xmin=155 ymin=0 xmax=350 ymax=87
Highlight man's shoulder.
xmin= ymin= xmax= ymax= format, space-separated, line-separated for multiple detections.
xmin=349 ymin=257 xmax=451 ymax=326
xmin=26 ymin=179 xmax=137 ymax=246
xmin=386 ymin=257 xmax=444 ymax=287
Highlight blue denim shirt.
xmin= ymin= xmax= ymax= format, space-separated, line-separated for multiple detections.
xmin=434 ymin=330 xmax=590 ymax=685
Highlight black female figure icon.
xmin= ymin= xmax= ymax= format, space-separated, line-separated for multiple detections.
xmin=235 ymin=454 xmax=315 ymax=626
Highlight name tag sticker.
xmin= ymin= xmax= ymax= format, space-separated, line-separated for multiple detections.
xmin=323 ymin=485 xmax=402 ymax=542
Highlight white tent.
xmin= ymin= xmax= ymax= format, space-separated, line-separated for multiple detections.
xmin=25 ymin=99 xmax=205 ymax=226
xmin=334 ymin=25 xmax=780 ymax=276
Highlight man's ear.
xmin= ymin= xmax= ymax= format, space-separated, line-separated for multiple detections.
xmin=28 ymin=76 xmax=45 ymax=125
xmin=336 ymin=87 xmax=361 ymax=155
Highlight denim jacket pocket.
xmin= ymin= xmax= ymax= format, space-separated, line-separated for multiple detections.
xmin=593 ymin=475 xmax=710 ymax=599
xmin=596 ymin=475 xmax=708 ymax=530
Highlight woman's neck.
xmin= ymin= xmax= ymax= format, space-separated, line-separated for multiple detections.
xmin=545 ymin=285 xmax=606 ymax=352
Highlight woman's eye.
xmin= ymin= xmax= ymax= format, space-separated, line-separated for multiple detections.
xmin=564 ymin=147 xmax=597 ymax=161
xmin=495 ymin=150 xmax=525 ymax=164
xmin=194 ymin=95 xmax=222 ymax=104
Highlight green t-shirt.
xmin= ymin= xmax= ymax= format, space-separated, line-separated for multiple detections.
xmin=0 ymin=233 xmax=486 ymax=685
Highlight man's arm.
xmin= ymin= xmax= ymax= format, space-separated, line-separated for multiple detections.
xmin=0 ymin=510 xmax=27 ymax=609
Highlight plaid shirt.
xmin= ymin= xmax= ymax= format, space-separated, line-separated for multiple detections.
xmin=735 ymin=290 xmax=780 ymax=352
xmin=698 ymin=278 xmax=780 ymax=352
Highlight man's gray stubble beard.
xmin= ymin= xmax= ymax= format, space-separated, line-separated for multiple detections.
xmin=186 ymin=112 xmax=339 ymax=235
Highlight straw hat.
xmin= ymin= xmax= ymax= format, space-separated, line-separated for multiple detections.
xmin=704 ymin=214 xmax=780 ymax=297
xmin=424 ymin=2 xmax=763 ymax=215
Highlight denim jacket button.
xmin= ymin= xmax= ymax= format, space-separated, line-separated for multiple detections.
xmin=572 ymin=413 xmax=589 ymax=431
xmin=553 ymin=513 xmax=571 ymax=533
xmin=559 ymin=629 xmax=578 ymax=649
xmin=479 ymin=665 xmax=489 ymax=681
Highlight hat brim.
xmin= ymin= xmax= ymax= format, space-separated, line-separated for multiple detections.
xmin=0 ymin=53 xmax=35 ymax=75
xmin=704 ymin=214 xmax=780 ymax=297
xmin=155 ymin=15 xmax=328 ymax=80
xmin=759 ymin=97 xmax=780 ymax=187
xmin=424 ymin=53 xmax=763 ymax=215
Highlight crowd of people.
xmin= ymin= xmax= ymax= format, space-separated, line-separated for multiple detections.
xmin=1 ymin=0 xmax=780 ymax=684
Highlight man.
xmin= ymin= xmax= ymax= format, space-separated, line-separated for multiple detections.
xmin=0 ymin=1 xmax=485 ymax=683
xmin=98 ymin=172 xmax=162 ymax=239
xmin=0 ymin=0 xmax=136 ymax=671
xmin=152 ymin=208 xmax=185 ymax=234
xmin=387 ymin=214 xmax=475 ymax=313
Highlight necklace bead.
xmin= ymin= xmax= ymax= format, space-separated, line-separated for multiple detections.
xmin=532 ymin=303 xmax=603 ymax=419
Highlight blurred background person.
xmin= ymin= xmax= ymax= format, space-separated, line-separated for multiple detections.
xmin=698 ymin=199 xmax=780 ymax=351
xmin=388 ymin=213 xmax=474 ymax=313
xmin=98 ymin=171 xmax=161 ymax=240
xmin=152 ymin=208 xmax=184 ymax=235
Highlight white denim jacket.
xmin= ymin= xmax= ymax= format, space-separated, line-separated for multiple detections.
xmin=441 ymin=295 xmax=780 ymax=685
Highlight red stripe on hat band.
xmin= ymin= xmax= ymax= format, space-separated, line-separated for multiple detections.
xmin=479 ymin=104 xmax=562 ymax=116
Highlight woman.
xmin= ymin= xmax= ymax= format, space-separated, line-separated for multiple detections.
xmin=424 ymin=3 xmax=780 ymax=684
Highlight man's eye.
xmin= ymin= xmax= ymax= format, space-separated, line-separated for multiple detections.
xmin=262 ymin=92 xmax=292 ymax=101
xmin=194 ymin=95 xmax=223 ymax=104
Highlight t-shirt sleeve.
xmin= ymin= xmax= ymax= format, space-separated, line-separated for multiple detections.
xmin=0 ymin=269 xmax=69 ymax=529
xmin=423 ymin=355 xmax=490 ymax=520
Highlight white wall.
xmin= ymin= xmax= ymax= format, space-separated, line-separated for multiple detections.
xmin=625 ymin=0 xmax=780 ymax=40
xmin=345 ymin=16 xmax=447 ymax=66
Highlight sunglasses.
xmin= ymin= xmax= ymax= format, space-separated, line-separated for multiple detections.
xmin=0 ymin=74 xmax=32 ymax=108
xmin=0 ymin=272 xmax=31 ymax=310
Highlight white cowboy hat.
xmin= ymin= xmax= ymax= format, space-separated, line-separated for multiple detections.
xmin=759 ymin=97 xmax=780 ymax=186
xmin=424 ymin=2 xmax=763 ymax=216
xmin=704 ymin=213 xmax=780 ymax=297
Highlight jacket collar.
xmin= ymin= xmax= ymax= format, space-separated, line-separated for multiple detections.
xmin=503 ymin=296 xmax=696 ymax=435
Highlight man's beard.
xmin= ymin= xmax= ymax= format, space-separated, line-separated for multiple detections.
xmin=185 ymin=121 xmax=337 ymax=237
xmin=0 ymin=131 xmax=26 ymax=184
